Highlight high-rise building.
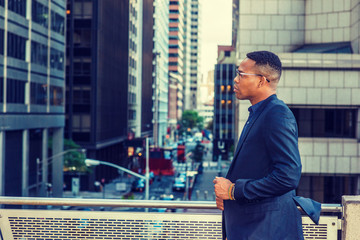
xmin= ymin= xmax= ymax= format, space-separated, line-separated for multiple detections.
xmin=234 ymin=0 xmax=360 ymax=202
xmin=66 ymin=0 xmax=130 ymax=181
xmin=184 ymin=0 xmax=201 ymax=110
xmin=213 ymin=46 xmax=236 ymax=161
xmin=198 ymin=70 xmax=214 ymax=124
xmin=168 ymin=0 xmax=185 ymax=141
xmin=0 ymin=0 xmax=66 ymax=197
xmin=128 ymin=0 xmax=143 ymax=137
xmin=152 ymin=0 xmax=169 ymax=147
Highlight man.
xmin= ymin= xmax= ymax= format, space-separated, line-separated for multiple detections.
xmin=213 ymin=51 xmax=304 ymax=240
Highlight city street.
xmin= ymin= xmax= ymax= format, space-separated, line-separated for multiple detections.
xmin=63 ymin=141 xmax=231 ymax=211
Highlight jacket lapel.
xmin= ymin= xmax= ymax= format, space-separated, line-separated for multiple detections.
xmin=227 ymin=95 xmax=276 ymax=177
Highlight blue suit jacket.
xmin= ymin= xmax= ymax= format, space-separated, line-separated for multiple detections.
xmin=223 ymin=95 xmax=304 ymax=240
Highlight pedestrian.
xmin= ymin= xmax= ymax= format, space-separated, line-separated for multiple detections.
xmin=213 ymin=51 xmax=304 ymax=239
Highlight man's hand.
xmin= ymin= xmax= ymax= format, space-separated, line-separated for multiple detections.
xmin=215 ymin=197 xmax=224 ymax=210
xmin=213 ymin=177 xmax=232 ymax=200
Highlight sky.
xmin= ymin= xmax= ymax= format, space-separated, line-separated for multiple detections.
xmin=200 ymin=0 xmax=233 ymax=80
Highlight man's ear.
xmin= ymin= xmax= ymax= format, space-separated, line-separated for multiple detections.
xmin=258 ymin=77 xmax=266 ymax=87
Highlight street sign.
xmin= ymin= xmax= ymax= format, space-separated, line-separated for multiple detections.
xmin=116 ymin=182 xmax=127 ymax=191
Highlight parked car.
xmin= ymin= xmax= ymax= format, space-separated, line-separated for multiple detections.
xmin=131 ymin=179 xmax=145 ymax=192
xmin=159 ymin=194 xmax=175 ymax=212
xmin=172 ymin=178 xmax=186 ymax=192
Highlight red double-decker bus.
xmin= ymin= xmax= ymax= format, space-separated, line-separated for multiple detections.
xmin=148 ymin=146 xmax=176 ymax=176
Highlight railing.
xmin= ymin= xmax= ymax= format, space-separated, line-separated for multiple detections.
xmin=0 ymin=197 xmax=343 ymax=240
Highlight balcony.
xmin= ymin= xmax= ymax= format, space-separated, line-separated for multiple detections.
xmin=1 ymin=196 xmax=357 ymax=240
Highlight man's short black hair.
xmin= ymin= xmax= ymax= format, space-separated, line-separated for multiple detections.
xmin=246 ymin=51 xmax=282 ymax=78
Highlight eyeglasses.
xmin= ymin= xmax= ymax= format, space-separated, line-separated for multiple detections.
xmin=236 ymin=69 xmax=270 ymax=82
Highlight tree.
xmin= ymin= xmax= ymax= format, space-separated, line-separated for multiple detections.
xmin=178 ymin=110 xmax=204 ymax=135
xmin=48 ymin=138 xmax=89 ymax=173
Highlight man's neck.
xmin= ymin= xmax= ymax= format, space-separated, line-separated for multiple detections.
xmin=250 ymin=91 xmax=276 ymax=105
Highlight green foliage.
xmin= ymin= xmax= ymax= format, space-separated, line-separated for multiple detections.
xmin=48 ymin=138 xmax=89 ymax=173
xmin=178 ymin=110 xmax=204 ymax=135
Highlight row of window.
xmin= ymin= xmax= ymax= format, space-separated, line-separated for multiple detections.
xmin=290 ymin=108 xmax=356 ymax=138
xmin=5 ymin=0 xmax=65 ymax=35
xmin=0 ymin=78 xmax=63 ymax=106
xmin=130 ymin=4 xmax=137 ymax=19
xmin=169 ymin=27 xmax=179 ymax=32
xmin=0 ymin=31 xmax=65 ymax=71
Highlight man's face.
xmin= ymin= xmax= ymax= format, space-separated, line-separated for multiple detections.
xmin=233 ymin=58 xmax=262 ymax=101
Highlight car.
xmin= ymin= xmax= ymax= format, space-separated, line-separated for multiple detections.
xmin=172 ymin=178 xmax=186 ymax=192
xmin=177 ymin=172 xmax=186 ymax=183
xmin=158 ymin=194 xmax=175 ymax=212
xmin=131 ymin=179 xmax=145 ymax=192
xmin=160 ymin=194 xmax=174 ymax=201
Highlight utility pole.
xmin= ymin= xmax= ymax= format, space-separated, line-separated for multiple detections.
xmin=153 ymin=52 xmax=161 ymax=147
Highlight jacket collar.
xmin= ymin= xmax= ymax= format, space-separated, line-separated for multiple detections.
xmin=227 ymin=94 xmax=277 ymax=177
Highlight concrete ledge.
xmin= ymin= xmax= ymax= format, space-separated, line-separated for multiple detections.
xmin=342 ymin=195 xmax=360 ymax=240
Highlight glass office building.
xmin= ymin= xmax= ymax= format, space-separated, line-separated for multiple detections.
xmin=0 ymin=0 xmax=66 ymax=197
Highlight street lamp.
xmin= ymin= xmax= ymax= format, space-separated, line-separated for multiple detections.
xmin=85 ymin=137 xmax=150 ymax=200
xmin=28 ymin=148 xmax=86 ymax=197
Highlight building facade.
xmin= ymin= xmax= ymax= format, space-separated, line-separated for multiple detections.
xmin=0 ymin=0 xmax=66 ymax=197
xmin=213 ymin=46 xmax=237 ymax=161
xmin=198 ymin=70 xmax=214 ymax=124
xmin=184 ymin=0 xmax=201 ymax=110
xmin=66 ymin=0 xmax=130 ymax=183
xmin=128 ymin=0 xmax=143 ymax=137
xmin=152 ymin=0 xmax=169 ymax=147
xmin=234 ymin=0 xmax=360 ymax=202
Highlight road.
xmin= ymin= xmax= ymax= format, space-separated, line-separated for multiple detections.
xmin=63 ymin=140 xmax=231 ymax=211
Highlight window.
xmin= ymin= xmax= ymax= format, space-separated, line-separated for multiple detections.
xmin=8 ymin=0 xmax=26 ymax=17
xmin=51 ymin=11 xmax=65 ymax=35
xmin=31 ymin=41 xmax=48 ymax=67
xmin=73 ymin=61 xmax=91 ymax=75
xmin=73 ymin=1 xmax=92 ymax=18
xmin=50 ymin=48 xmax=64 ymax=70
xmin=7 ymin=32 xmax=27 ymax=60
xmin=290 ymin=108 xmax=357 ymax=138
xmin=73 ymin=29 xmax=91 ymax=46
xmin=50 ymin=85 xmax=64 ymax=106
xmin=30 ymin=82 xmax=47 ymax=105
xmin=0 ymin=77 xmax=3 ymax=102
xmin=72 ymin=114 xmax=91 ymax=131
xmin=7 ymin=78 xmax=25 ymax=104
xmin=128 ymin=110 xmax=136 ymax=120
xmin=73 ymin=86 xmax=90 ymax=104
xmin=0 ymin=29 xmax=3 ymax=55
xmin=32 ymin=0 xmax=48 ymax=28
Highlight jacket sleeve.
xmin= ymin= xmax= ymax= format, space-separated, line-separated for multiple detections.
xmin=233 ymin=106 xmax=302 ymax=201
